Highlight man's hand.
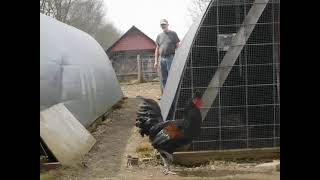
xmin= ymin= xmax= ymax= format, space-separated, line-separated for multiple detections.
xmin=154 ymin=61 xmax=159 ymax=69
xmin=176 ymin=42 xmax=181 ymax=48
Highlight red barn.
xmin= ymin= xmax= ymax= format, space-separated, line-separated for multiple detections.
xmin=106 ymin=26 xmax=158 ymax=81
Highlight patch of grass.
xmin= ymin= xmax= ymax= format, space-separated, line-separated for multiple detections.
xmin=40 ymin=172 xmax=56 ymax=180
xmin=112 ymin=99 xmax=125 ymax=109
xmin=135 ymin=142 xmax=153 ymax=157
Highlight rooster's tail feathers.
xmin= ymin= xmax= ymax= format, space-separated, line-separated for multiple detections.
xmin=135 ymin=97 xmax=163 ymax=138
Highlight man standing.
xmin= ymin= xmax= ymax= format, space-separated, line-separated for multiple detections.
xmin=154 ymin=19 xmax=180 ymax=93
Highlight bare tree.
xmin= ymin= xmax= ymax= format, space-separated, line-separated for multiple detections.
xmin=94 ymin=23 xmax=122 ymax=49
xmin=40 ymin=0 xmax=122 ymax=50
xmin=40 ymin=0 xmax=78 ymax=23
xmin=40 ymin=0 xmax=55 ymax=17
xmin=187 ymin=0 xmax=210 ymax=22
xmin=67 ymin=0 xmax=105 ymax=36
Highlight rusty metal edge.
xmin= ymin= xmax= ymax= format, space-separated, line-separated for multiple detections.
xmin=40 ymin=162 xmax=61 ymax=171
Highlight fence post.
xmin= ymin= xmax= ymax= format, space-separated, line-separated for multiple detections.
xmin=137 ymin=54 xmax=143 ymax=83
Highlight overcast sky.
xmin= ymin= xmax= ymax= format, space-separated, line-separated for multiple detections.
xmin=103 ymin=0 xmax=195 ymax=41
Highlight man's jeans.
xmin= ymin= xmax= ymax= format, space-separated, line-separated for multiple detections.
xmin=160 ymin=55 xmax=174 ymax=91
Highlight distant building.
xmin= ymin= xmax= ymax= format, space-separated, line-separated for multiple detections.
xmin=106 ymin=26 xmax=158 ymax=81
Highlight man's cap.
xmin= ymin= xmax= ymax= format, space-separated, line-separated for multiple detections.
xmin=160 ymin=19 xmax=168 ymax=25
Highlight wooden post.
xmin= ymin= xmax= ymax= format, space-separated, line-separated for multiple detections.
xmin=137 ymin=54 xmax=143 ymax=83
xmin=173 ymin=147 xmax=280 ymax=166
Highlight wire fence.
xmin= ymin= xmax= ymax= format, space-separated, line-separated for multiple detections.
xmin=167 ymin=0 xmax=280 ymax=151
xmin=110 ymin=52 xmax=159 ymax=82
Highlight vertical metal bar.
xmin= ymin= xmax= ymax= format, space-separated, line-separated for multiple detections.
xmin=216 ymin=1 xmax=222 ymax=151
xmin=244 ymin=3 xmax=249 ymax=149
xmin=190 ymin=50 xmax=195 ymax=150
xmin=276 ymin=3 xmax=280 ymax=106
xmin=272 ymin=2 xmax=278 ymax=147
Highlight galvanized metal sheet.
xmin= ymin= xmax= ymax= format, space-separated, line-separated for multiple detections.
xmin=40 ymin=103 xmax=96 ymax=166
xmin=40 ymin=14 xmax=123 ymax=127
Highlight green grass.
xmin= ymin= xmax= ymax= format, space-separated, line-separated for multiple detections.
xmin=135 ymin=142 xmax=153 ymax=157
xmin=40 ymin=172 xmax=56 ymax=180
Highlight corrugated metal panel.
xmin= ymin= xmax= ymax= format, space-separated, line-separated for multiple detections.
xmin=40 ymin=13 xmax=123 ymax=127
xmin=110 ymin=27 xmax=156 ymax=52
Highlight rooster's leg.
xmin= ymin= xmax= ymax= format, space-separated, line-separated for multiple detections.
xmin=160 ymin=154 xmax=169 ymax=173
xmin=160 ymin=150 xmax=173 ymax=164
xmin=159 ymin=151 xmax=176 ymax=175
xmin=153 ymin=149 xmax=158 ymax=158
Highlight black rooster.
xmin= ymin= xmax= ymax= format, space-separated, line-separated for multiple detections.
xmin=135 ymin=92 xmax=203 ymax=175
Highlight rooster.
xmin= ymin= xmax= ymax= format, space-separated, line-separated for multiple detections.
xmin=135 ymin=91 xmax=203 ymax=175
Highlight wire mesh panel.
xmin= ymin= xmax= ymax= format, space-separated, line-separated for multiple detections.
xmin=167 ymin=0 xmax=280 ymax=151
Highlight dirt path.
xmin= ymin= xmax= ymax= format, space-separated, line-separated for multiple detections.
xmin=41 ymin=82 xmax=279 ymax=180
xmin=41 ymin=82 xmax=160 ymax=180
xmin=42 ymin=98 xmax=139 ymax=179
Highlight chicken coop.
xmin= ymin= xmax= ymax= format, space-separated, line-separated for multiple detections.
xmin=160 ymin=0 xmax=280 ymax=151
xmin=106 ymin=26 xmax=158 ymax=82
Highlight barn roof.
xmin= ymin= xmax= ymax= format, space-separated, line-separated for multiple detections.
xmin=106 ymin=26 xmax=156 ymax=54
